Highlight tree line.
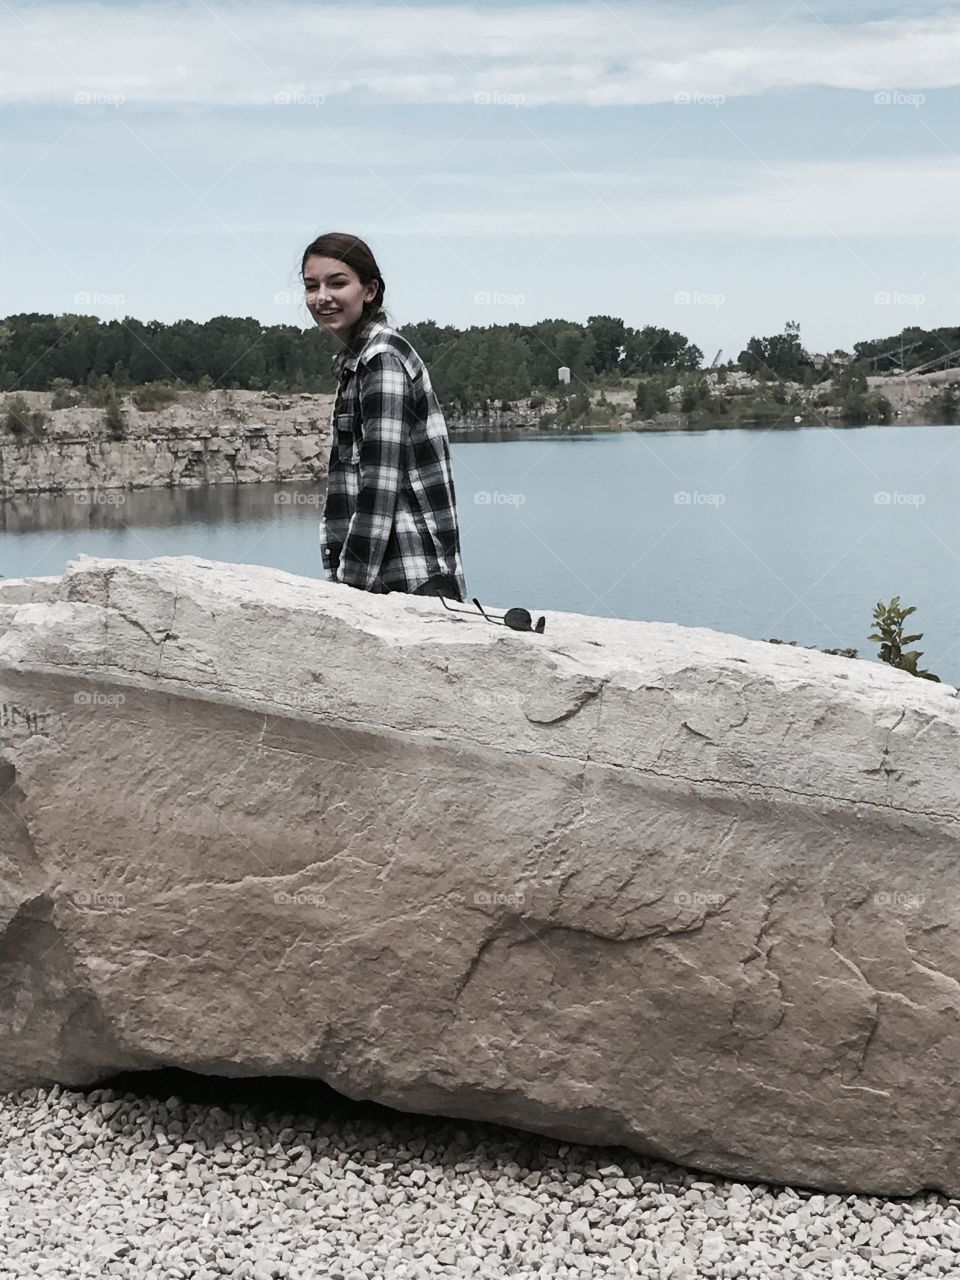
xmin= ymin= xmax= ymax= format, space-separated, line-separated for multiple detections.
xmin=0 ymin=312 xmax=956 ymax=412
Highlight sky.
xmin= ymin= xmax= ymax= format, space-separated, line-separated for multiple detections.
xmin=1 ymin=0 xmax=958 ymax=361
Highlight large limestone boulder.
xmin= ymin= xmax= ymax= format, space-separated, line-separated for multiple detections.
xmin=1 ymin=554 xmax=959 ymax=1197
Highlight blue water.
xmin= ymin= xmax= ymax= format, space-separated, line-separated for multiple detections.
xmin=2 ymin=424 xmax=958 ymax=686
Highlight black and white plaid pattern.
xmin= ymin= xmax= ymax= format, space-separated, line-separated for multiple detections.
xmin=319 ymin=318 xmax=467 ymax=599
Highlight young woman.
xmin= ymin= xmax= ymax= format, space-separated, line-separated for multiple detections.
xmin=303 ymin=232 xmax=467 ymax=602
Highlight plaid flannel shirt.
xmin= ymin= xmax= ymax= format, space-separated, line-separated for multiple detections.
xmin=319 ymin=317 xmax=468 ymax=599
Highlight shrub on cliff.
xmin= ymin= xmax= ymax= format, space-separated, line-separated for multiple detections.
xmin=634 ymin=376 xmax=670 ymax=417
xmin=50 ymin=378 xmax=82 ymax=410
xmin=927 ymin=382 xmax=959 ymax=424
xmin=102 ymin=389 xmax=127 ymax=439
xmin=3 ymin=393 xmax=47 ymax=436
xmin=132 ymin=381 xmax=180 ymax=411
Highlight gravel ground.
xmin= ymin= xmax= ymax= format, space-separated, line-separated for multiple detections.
xmin=1 ymin=1075 xmax=958 ymax=1279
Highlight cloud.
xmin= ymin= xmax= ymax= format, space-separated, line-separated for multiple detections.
xmin=133 ymin=156 xmax=960 ymax=239
xmin=2 ymin=2 xmax=959 ymax=107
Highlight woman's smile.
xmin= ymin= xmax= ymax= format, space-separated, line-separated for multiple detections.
xmin=302 ymin=253 xmax=380 ymax=344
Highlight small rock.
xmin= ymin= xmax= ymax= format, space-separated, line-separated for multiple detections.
xmin=501 ymin=1194 xmax=539 ymax=1219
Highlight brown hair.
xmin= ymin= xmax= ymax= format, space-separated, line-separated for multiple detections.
xmin=300 ymin=231 xmax=388 ymax=350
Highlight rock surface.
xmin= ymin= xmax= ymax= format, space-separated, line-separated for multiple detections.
xmin=1 ymin=553 xmax=959 ymax=1197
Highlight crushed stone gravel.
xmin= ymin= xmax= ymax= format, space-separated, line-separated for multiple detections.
xmin=1 ymin=1079 xmax=958 ymax=1279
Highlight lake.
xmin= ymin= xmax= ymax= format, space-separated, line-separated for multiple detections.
xmin=2 ymin=423 xmax=958 ymax=688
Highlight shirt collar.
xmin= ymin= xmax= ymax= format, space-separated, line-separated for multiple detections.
xmin=331 ymin=315 xmax=390 ymax=376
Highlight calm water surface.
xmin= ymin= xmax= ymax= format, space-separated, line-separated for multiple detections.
xmin=2 ymin=424 xmax=958 ymax=687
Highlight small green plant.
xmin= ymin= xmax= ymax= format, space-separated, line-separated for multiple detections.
xmin=50 ymin=377 xmax=81 ymax=409
xmin=634 ymin=376 xmax=670 ymax=417
xmin=197 ymin=373 xmax=215 ymax=393
xmin=3 ymin=393 xmax=47 ymax=435
xmin=680 ymin=376 xmax=709 ymax=414
xmin=132 ymin=381 xmax=179 ymax=411
xmin=586 ymin=390 xmax=617 ymax=424
xmin=548 ymin=388 xmax=592 ymax=427
xmin=869 ymin=596 xmax=940 ymax=681
xmin=102 ymin=388 xmax=127 ymax=439
xmin=929 ymin=382 xmax=959 ymax=425
xmin=82 ymin=374 xmax=119 ymax=409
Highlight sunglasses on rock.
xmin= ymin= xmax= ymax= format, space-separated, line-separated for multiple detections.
xmin=438 ymin=594 xmax=546 ymax=634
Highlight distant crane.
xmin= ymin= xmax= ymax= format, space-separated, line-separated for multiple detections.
xmin=905 ymin=347 xmax=960 ymax=377
xmin=862 ymin=339 xmax=922 ymax=372
xmin=710 ymin=349 xmax=723 ymax=367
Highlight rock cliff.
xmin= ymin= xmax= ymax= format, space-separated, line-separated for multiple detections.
xmin=0 ymin=391 xmax=559 ymax=498
xmin=0 ymin=390 xmax=335 ymax=497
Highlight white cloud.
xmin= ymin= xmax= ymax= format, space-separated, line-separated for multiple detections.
xmin=1 ymin=2 xmax=959 ymax=107
xmin=131 ymin=156 xmax=960 ymax=239
xmin=417 ymin=156 xmax=960 ymax=237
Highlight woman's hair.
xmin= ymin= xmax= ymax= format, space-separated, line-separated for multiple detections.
xmin=300 ymin=231 xmax=388 ymax=349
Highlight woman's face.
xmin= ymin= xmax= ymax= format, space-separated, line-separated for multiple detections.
xmin=303 ymin=255 xmax=379 ymax=341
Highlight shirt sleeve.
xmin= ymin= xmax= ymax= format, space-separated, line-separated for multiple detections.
xmin=335 ymin=351 xmax=412 ymax=590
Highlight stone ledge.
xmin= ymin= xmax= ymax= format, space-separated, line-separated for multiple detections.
xmin=1 ymin=554 xmax=959 ymax=1197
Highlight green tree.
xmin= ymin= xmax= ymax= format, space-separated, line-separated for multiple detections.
xmin=634 ymin=376 xmax=670 ymax=416
xmin=738 ymin=321 xmax=813 ymax=380
xmin=679 ymin=375 xmax=709 ymax=413
xmin=625 ymin=325 xmax=702 ymax=373
xmin=553 ymin=327 xmax=597 ymax=385
xmin=585 ymin=315 xmax=626 ymax=375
